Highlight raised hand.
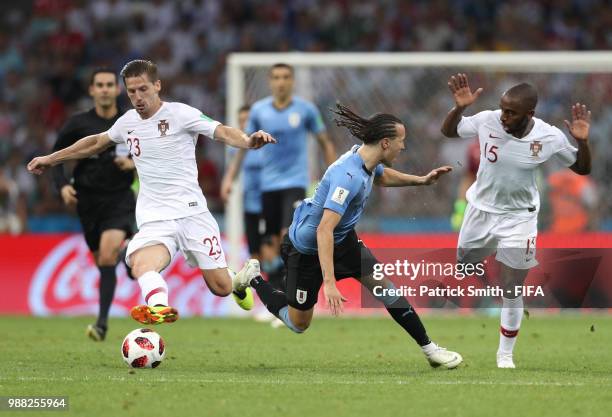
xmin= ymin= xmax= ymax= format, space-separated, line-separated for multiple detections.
xmin=564 ymin=102 xmax=591 ymax=142
xmin=27 ymin=155 xmax=53 ymax=175
xmin=247 ymin=130 xmax=276 ymax=149
xmin=422 ymin=166 xmax=453 ymax=185
xmin=448 ymin=73 xmax=483 ymax=108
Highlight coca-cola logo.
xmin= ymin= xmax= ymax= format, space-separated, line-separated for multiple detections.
xmin=28 ymin=236 xmax=250 ymax=317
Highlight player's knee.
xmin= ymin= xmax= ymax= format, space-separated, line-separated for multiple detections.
xmin=289 ymin=314 xmax=311 ymax=332
xmin=97 ymin=249 xmax=119 ymax=266
xmin=130 ymin=260 xmax=152 ymax=279
xmin=294 ymin=321 xmax=310 ymax=332
xmin=206 ymin=278 xmax=232 ymax=297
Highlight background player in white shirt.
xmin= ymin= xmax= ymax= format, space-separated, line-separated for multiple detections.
xmin=28 ymin=60 xmax=275 ymax=325
xmin=441 ymin=73 xmax=592 ymax=368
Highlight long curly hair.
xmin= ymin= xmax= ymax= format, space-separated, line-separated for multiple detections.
xmin=331 ymin=103 xmax=403 ymax=144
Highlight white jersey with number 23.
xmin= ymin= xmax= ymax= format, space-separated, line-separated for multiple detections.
xmin=107 ymin=102 xmax=220 ymax=227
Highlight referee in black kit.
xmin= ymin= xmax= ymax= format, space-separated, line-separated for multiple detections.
xmin=52 ymin=68 xmax=136 ymax=341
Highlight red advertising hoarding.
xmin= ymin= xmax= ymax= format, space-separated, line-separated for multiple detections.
xmin=0 ymin=233 xmax=610 ymax=316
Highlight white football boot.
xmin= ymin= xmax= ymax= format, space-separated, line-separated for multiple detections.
xmin=424 ymin=343 xmax=463 ymax=369
xmin=497 ymin=352 xmax=516 ymax=369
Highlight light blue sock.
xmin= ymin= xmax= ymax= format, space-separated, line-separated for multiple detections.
xmin=278 ymin=306 xmax=304 ymax=334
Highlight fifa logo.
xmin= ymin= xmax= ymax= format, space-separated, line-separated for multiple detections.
xmin=530 ymin=140 xmax=543 ymax=157
xmin=158 ymin=119 xmax=170 ymax=136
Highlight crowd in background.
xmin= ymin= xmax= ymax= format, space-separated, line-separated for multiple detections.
xmin=0 ymin=0 xmax=610 ymax=233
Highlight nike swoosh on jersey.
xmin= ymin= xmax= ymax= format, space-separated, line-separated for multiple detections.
xmin=489 ymin=133 xmax=502 ymax=139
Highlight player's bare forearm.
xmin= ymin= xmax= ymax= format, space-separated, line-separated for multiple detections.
xmin=220 ymin=148 xmax=247 ymax=202
xmin=317 ymin=210 xmax=347 ymax=315
xmin=52 ymin=134 xmax=111 ymax=164
xmin=225 ymin=149 xmax=247 ymax=182
xmin=377 ymin=166 xmax=453 ymax=187
xmin=317 ymin=222 xmax=336 ymax=284
xmin=28 ymin=133 xmax=112 ymax=175
xmin=570 ymin=141 xmax=592 ymax=175
xmin=215 ymin=125 xmax=275 ymax=149
xmin=440 ymin=106 xmax=466 ymax=138
xmin=317 ymin=132 xmax=337 ymax=166
xmin=215 ymin=125 xmax=250 ymax=149
xmin=376 ymin=168 xmax=426 ymax=187
xmin=317 ymin=210 xmax=341 ymax=284
xmin=317 ymin=227 xmax=336 ymax=284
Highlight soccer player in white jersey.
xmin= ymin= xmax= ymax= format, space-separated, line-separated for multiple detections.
xmin=27 ymin=60 xmax=275 ymax=325
xmin=441 ymin=73 xmax=592 ymax=368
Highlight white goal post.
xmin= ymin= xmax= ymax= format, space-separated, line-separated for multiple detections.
xmin=225 ymin=52 xmax=612 ymax=269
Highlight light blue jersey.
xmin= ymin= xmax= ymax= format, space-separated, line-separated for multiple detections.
xmin=242 ymin=149 xmax=263 ymax=214
xmin=247 ymin=96 xmax=326 ymax=192
xmin=289 ymin=145 xmax=384 ymax=255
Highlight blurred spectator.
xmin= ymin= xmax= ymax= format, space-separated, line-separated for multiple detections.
xmin=0 ymin=167 xmax=26 ymax=234
xmin=0 ymin=0 xmax=609 ymax=232
xmin=547 ymin=168 xmax=599 ymax=233
xmin=196 ymin=137 xmax=222 ymax=213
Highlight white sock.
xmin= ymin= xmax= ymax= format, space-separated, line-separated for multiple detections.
xmin=421 ymin=342 xmax=438 ymax=356
xmin=138 ymin=271 xmax=168 ymax=307
xmin=498 ymin=296 xmax=523 ymax=355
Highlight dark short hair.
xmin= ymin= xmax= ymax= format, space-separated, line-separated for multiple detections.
xmin=89 ymin=68 xmax=117 ymax=85
xmin=120 ymin=59 xmax=159 ymax=84
xmin=238 ymin=104 xmax=251 ymax=113
xmin=504 ymin=83 xmax=538 ymax=110
xmin=269 ymin=63 xmax=294 ymax=76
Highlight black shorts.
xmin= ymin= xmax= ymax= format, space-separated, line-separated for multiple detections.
xmin=244 ymin=212 xmax=263 ymax=255
xmin=262 ymin=188 xmax=305 ymax=237
xmin=281 ymin=230 xmax=378 ymax=311
xmin=76 ymin=189 xmax=136 ymax=252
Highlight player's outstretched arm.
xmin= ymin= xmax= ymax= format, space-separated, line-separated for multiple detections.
xmin=441 ymin=73 xmax=483 ymax=138
xmin=27 ymin=133 xmax=113 ymax=175
xmin=214 ymin=125 xmax=276 ymax=149
xmin=565 ymin=102 xmax=592 ymax=175
xmin=317 ymin=209 xmax=347 ymax=316
xmin=375 ymin=166 xmax=453 ymax=187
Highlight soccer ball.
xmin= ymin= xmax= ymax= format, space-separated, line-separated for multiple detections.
xmin=121 ymin=328 xmax=166 ymax=368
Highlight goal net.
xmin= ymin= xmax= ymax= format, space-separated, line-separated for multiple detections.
xmin=225 ymin=52 xmax=612 ymax=268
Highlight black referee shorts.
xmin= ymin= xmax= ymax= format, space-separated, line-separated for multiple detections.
xmin=281 ymin=230 xmax=378 ymax=311
xmin=76 ymin=188 xmax=136 ymax=252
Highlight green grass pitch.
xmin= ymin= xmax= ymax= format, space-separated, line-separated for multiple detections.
xmin=1 ymin=314 xmax=611 ymax=417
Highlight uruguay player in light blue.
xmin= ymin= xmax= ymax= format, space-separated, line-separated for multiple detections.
xmin=246 ymin=63 xmax=336 ymax=245
xmin=233 ymin=103 xmax=464 ymax=369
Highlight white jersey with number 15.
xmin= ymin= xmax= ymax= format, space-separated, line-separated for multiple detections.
xmin=458 ymin=109 xmax=577 ymax=216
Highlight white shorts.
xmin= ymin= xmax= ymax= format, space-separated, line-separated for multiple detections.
xmin=457 ymin=204 xmax=538 ymax=269
xmin=126 ymin=211 xmax=227 ymax=270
